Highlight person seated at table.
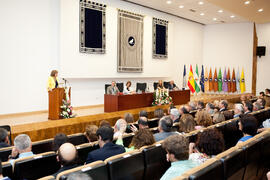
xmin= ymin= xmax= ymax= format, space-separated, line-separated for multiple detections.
xmin=157 ymin=80 xmax=164 ymax=89
xmin=106 ymin=81 xmax=119 ymax=95
xmin=168 ymin=80 xmax=179 ymax=91
xmin=123 ymin=81 xmax=134 ymax=94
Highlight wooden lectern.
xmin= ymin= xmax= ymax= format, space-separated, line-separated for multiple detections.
xmin=48 ymin=88 xmax=71 ymax=120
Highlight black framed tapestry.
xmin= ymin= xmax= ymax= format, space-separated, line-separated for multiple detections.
xmin=153 ymin=18 xmax=168 ymax=59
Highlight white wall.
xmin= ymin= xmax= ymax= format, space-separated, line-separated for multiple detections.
xmin=256 ymin=23 xmax=270 ymax=94
xmin=0 ymin=0 xmax=203 ymax=114
xmin=202 ymin=23 xmax=254 ymax=93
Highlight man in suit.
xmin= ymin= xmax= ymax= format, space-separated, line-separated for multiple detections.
xmin=154 ymin=116 xmax=178 ymax=142
xmin=86 ymin=126 xmax=125 ymax=164
xmin=106 ymin=81 xmax=120 ymax=95
xmin=219 ymin=100 xmax=228 ymax=112
xmin=168 ymin=80 xmax=179 ymax=91
xmin=0 ymin=128 xmax=10 ymax=149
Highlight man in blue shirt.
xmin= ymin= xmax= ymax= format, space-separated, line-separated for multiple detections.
xmin=161 ymin=135 xmax=199 ymax=180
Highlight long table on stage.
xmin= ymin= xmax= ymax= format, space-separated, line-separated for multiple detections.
xmin=104 ymin=90 xmax=190 ymax=112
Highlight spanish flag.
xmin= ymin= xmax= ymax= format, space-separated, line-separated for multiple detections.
xmin=240 ymin=68 xmax=246 ymax=93
xmin=188 ymin=65 xmax=196 ymax=93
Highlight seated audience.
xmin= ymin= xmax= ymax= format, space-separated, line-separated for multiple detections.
xmin=212 ymin=112 xmax=225 ymax=124
xmin=116 ymin=129 xmax=155 ymax=152
xmin=223 ymin=110 xmax=234 ymax=120
xmin=205 ymin=103 xmax=215 ymax=115
xmin=161 ymin=135 xmax=199 ymax=180
xmin=170 ymin=108 xmax=180 ymax=123
xmin=0 ymin=160 xmax=11 ymax=180
xmin=154 ymin=108 xmax=164 ymax=118
xmin=259 ymin=91 xmax=265 ymax=98
xmin=0 ymin=128 xmax=10 ymax=148
xmin=194 ymin=110 xmax=212 ymax=129
xmin=130 ymin=117 xmax=149 ymax=133
xmin=240 ymin=95 xmax=247 ymax=104
xmin=188 ymin=101 xmax=197 ymax=111
xmin=233 ymin=104 xmax=244 ymax=118
xmin=86 ymin=126 xmax=125 ymax=164
xmin=243 ymin=101 xmax=253 ymax=114
xmin=67 ymin=172 xmax=92 ymax=180
xmin=189 ymin=129 xmax=225 ymax=164
xmin=106 ymin=81 xmax=119 ymax=95
xmin=53 ymin=133 xmax=69 ymax=151
xmin=213 ymin=100 xmax=220 ymax=109
xmin=124 ymin=113 xmax=134 ymax=123
xmin=253 ymin=102 xmax=262 ymax=112
xmin=197 ymin=101 xmax=205 ymax=111
xmin=179 ymin=113 xmax=196 ymax=133
xmin=53 ymin=143 xmax=78 ymax=178
xmin=154 ymin=116 xmax=178 ymax=142
xmin=123 ymin=81 xmax=134 ymax=94
xmin=219 ymin=100 xmax=228 ymax=112
xmin=99 ymin=120 xmax=111 ymax=128
xmin=85 ymin=125 xmax=98 ymax=143
xmin=237 ymin=114 xmax=257 ymax=144
xmin=139 ymin=110 xmax=148 ymax=118
xmin=179 ymin=106 xmax=189 ymax=116
xmin=168 ymin=80 xmax=179 ymax=91
xmin=9 ymin=134 xmax=34 ymax=163
xmin=256 ymin=98 xmax=266 ymax=109
xmin=113 ymin=119 xmax=127 ymax=139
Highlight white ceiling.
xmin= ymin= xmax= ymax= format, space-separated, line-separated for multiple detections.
xmin=123 ymin=0 xmax=249 ymax=24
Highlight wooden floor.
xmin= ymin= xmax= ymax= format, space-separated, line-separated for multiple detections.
xmin=0 ymin=93 xmax=248 ymax=127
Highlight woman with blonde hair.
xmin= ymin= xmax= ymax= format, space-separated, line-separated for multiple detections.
xmin=212 ymin=112 xmax=225 ymax=124
xmin=47 ymin=70 xmax=59 ymax=91
xmin=195 ymin=110 xmax=213 ymax=129
xmin=179 ymin=114 xmax=196 ymax=133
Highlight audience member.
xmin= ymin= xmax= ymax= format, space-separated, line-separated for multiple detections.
xmin=179 ymin=106 xmax=189 ymax=116
xmin=53 ymin=143 xmax=78 ymax=178
xmin=167 ymin=105 xmax=176 ymax=115
xmin=116 ymin=129 xmax=155 ymax=152
xmin=197 ymin=101 xmax=205 ymax=110
xmin=179 ymin=114 xmax=196 ymax=133
xmin=212 ymin=112 xmax=225 ymax=124
xmin=243 ymin=101 xmax=253 ymax=114
xmin=188 ymin=101 xmax=197 ymax=111
xmin=253 ymin=102 xmax=262 ymax=112
xmin=67 ymin=172 xmax=92 ymax=180
xmin=240 ymin=95 xmax=247 ymax=104
xmin=194 ymin=110 xmax=212 ymax=129
xmin=154 ymin=108 xmax=164 ymax=118
xmin=213 ymin=100 xmax=220 ymax=109
xmin=233 ymin=104 xmax=244 ymax=118
xmin=0 ymin=128 xmax=10 ymax=148
xmin=205 ymin=103 xmax=215 ymax=115
xmin=259 ymin=91 xmax=265 ymax=98
xmin=106 ymin=81 xmax=119 ymax=95
xmin=53 ymin=133 xmax=69 ymax=151
xmin=124 ymin=113 xmax=134 ymax=123
xmin=86 ymin=126 xmax=125 ymax=164
xmin=99 ymin=120 xmax=111 ymax=128
xmin=237 ymin=114 xmax=257 ymax=144
xmin=0 ymin=160 xmax=11 ymax=180
xmin=85 ymin=125 xmax=98 ymax=143
xmin=139 ymin=110 xmax=148 ymax=118
xmin=170 ymin=108 xmax=180 ymax=123
xmin=113 ymin=119 xmax=127 ymax=139
xmin=9 ymin=134 xmax=34 ymax=163
xmin=130 ymin=117 xmax=149 ymax=132
xmin=189 ymin=129 xmax=225 ymax=164
xmin=256 ymin=98 xmax=266 ymax=109
xmin=219 ymin=100 xmax=228 ymax=112
xmin=223 ymin=110 xmax=234 ymax=120
xmin=161 ymin=135 xmax=199 ymax=180
xmin=154 ymin=116 xmax=177 ymax=142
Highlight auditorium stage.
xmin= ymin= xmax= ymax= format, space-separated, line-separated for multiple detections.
xmin=0 ymin=93 xmax=250 ymax=127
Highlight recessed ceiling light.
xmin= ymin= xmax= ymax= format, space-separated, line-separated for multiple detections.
xmin=258 ymin=8 xmax=263 ymax=12
xmin=200 ymin=13 xmax=205 ymax=16
xmin=166 ymin=0 xmax=172 ymax=4
xmin=244 ymin=1 xmax=250 ymax=5
xmin=218 ymin=10 xmax=223 ymax=13
xmin=179 ymin=5 xmax=184 ymax=8
xmin=213 ymin=18 xmax=217 ymax=21
xmin=230 ymin=15 xmax=235 ymax=18
xmin=198 ymin=1 xmax=204 ymax=5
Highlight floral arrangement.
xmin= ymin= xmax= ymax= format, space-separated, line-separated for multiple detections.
xmin=152 ymin=87 xmax=173 ymax=106
xmin=60 ymin=87 xmax=76 ymax=119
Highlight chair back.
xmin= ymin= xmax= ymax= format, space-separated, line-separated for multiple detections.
xmin=32 ymin=138 xmax=54 ymax=154
xmin=136 ymin=83 xmax=147 ymax=92
xmin=153 ymin=82 xmax=158 ymax=90
xmin=105 ymin=84 xmax=111 ymax=94
xmin=76 ymin=143 xmax=99 ymax=164
xmin=68 ymin=133 xmax=88 ymax=146
xmin=0 ymin=146 xmax=12 ymax=162
xmin=163 ymin=81 xmax=170 ymax=89
xmin=116 ymin=83 xmax=124 ymax=92
xmin=2 ymin=162 xmax=12 ymax=179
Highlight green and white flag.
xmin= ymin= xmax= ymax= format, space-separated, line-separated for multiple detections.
xmin=194 ymin=64 xmax=200 ymax=93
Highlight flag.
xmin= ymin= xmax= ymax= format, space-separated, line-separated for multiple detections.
xmin=222 ymin=68 xmax=228 ymax=92
xmin=236 ymin=68 xmax=241 ymax=93
xmin=182 ymin=65 xmax=187 ymax=89
xmin=195 ymin=64 xmax=200 ymax=93
xmin=204 ymin=67 xmax=209 ymax=92
xmin=231 ymin=68 xmax=236 ymax=92
xmin=188 ymin=65 xmax=196 ymax=93
xmin=209 ymin=68 xmax=213 ymax=91
xmin=218 ymin=68 xmax=222 ymax=92
xmin=200 ymin=65 xmax=205 ymax=93
xmin=213 ymin=68 xmax=218 ymax=92
xmin=227 ymin=68 xmax=231 ymax=92
xmin=240 ymin=68 xmax=246 ymax=93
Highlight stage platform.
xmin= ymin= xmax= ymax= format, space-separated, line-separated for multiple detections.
xmin=0 ymin=93 xmax=251 ymax=142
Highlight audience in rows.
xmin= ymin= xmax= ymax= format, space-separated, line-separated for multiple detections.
xmin=194 ymin=110 xmax=212 ymax=130
xmin=0 ymin=160 xmax=11 ymax=180
xmin=154 ymin=116 xmax=178 ymax=141
xmin=0 ymin=128 xmax=10 ymax=148
xmin=154 ymin=108 xmax=164 ymax=119
xmin=170 ymin=108 xmax=180 ymax=123
xmin=53 ymin=133 xmax=69 ymax=151
xmin=85 ymin=125 xmax=98 ymax=143
xmin=237 ymin=114 xmax=258 ymax=144
xmin=234 ymin=103 xmax=244 ymax=118
xmin=212 ymin=111 xmax=225 ymax=124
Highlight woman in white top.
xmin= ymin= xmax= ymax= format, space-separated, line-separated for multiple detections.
xmin=123 ymin=81 xmax=134 ymax=94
